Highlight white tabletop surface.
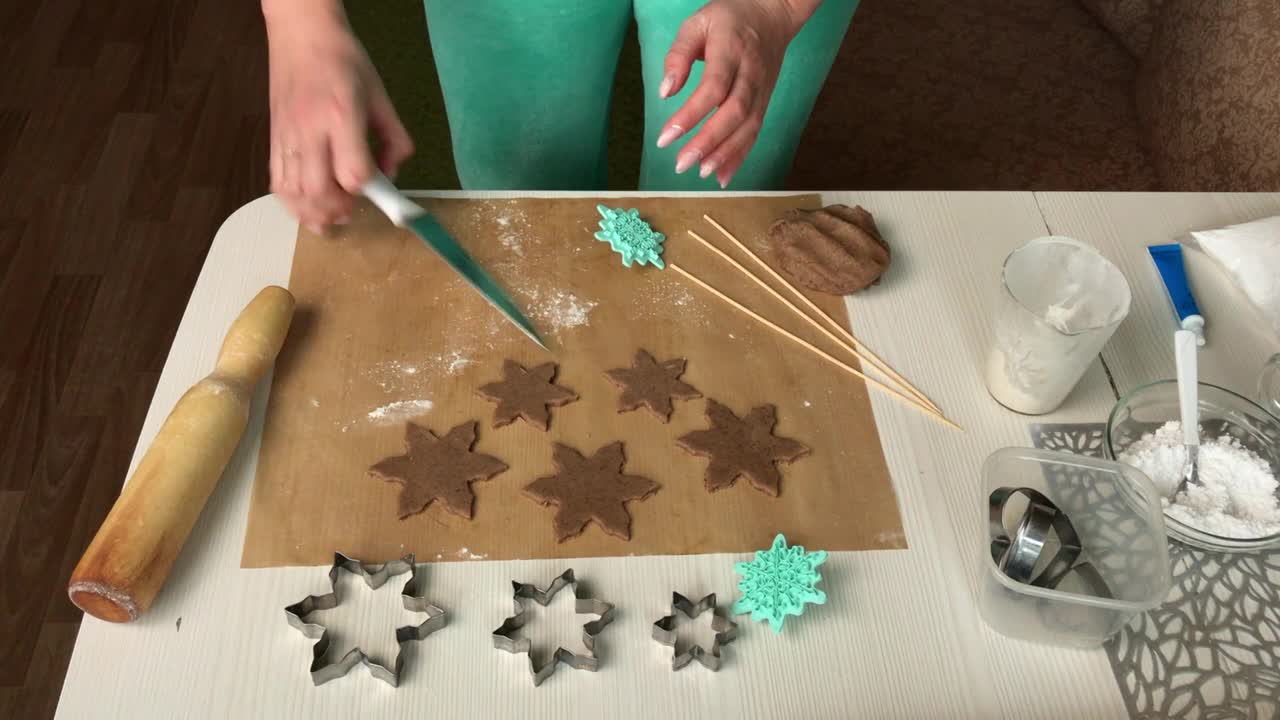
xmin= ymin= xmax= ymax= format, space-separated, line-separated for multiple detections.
xmin=57 ymin=191 xmax=1280 ymax=719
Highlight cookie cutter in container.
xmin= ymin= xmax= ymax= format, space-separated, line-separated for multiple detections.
xmin=978 ymin=448 xmax=1171 ymax=648
xmin=989 ymin=486 xmax=1085 ymax=588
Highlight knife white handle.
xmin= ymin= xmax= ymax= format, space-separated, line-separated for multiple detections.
xmin=1175 ymin=329 xmax=1199 ymax=447
xmin=363 ymin=172 xmax=423 ymax=227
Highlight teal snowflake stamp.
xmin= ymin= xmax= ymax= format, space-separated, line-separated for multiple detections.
xmin=594 ymin=205 xmax=665 ymax=268
xmin=732 ymin=534 xmax=827 ymax=633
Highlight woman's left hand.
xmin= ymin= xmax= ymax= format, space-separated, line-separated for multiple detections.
xmin=657 ymin=0 xmax=820 ymax=187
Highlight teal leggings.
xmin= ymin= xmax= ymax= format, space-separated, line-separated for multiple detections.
xmin=422 ymin=0 xmax=859 ymax=190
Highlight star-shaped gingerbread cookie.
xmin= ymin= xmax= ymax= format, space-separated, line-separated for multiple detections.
xmin=524 ymin=442 xmax=660 ymax=542
xmin=603 ymin=349 xmax=701 ymax=422
xmin=676 ymin=400 xmax=809 ymax=497
xmin=476 ymin=360 xmax=579 ymax=431
xmin=369 ymin=421 xmax=509 ymax=519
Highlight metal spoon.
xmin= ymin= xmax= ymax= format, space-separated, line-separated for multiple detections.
xmin=1174 ymin=329 xmax=1200 ymax=495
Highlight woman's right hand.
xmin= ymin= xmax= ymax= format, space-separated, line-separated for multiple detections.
xmin=264 ymin=0 xmax=413 ymax=232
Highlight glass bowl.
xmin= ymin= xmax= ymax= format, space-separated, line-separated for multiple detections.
xmin=1105 ymin=380 xmax=1280 ymax=552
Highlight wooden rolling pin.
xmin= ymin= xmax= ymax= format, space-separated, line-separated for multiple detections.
xmin=68 ymin=286 xmax=296 ymax=622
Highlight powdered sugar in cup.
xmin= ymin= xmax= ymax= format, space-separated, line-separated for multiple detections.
xmin=986 ymin=237 xmax=1132 ymax=414
xmin=1106 ymin=380 xmax=1280 ymax=552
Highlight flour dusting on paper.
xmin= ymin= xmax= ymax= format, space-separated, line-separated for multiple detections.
xmin=534 ymin=288 xmax=597 ymax=331
xmin=365 ymin=350 xmax=478 ymax=395
xmin=625 ymin=270 xmax=709 ymax=326
xmin=437 ymin=349 xmax=473 ymax=374
xmin=500 ymin=277 xmax=599 ymax=334
xmin=366 ymin=399 xmax=434 ymax=425
xmin=366 ymin=360 xmax=420 ymax=393
xmin=482 ymin=201 xmax=531 ymax=258
xmin=876 ymin=530 xmax=907 ymax=545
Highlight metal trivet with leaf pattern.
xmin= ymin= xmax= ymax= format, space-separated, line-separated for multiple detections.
xmin=1030 ymin=424 xmax=1280 ymax=719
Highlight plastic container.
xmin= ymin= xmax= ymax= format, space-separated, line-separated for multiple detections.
xmin=1105 ymin=380 xmax=1280 ymax=552
xmin=978 ymin=448 xmax=1171 ymax=648
xmin=985 ymin=237 xmax=1131 ymax=414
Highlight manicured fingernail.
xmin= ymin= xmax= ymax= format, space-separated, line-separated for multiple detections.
xmin=657 ymin=125 xmax=684 ymax=149
xmin=658 ymin=74 xmax=675 ymax=98
xmin=305 ymin=223 xmax=322 ymax=234
xmin=699 ymin=159 xmax=719 ymax=179
xmin=718 ymin=173 xmax=731 ymax=189
xmin=335 ymin=214 xmax=351 ymax=225
xmin=675 ymin=149 xmax=701 ymax=174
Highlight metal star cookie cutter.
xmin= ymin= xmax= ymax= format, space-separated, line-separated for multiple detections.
xmin=652 ymin=592 xmax=739 ymax=671
xmin=491 ymin=568 xmax=615 ymax=686
xmin=284 ymin=552 xmax=447 ymax=687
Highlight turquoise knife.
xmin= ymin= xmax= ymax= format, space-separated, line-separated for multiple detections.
xmin=363 ymin=173 xmax=547 ymax=349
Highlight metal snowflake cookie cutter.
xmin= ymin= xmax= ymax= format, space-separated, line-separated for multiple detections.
xmin=284 ymin=552 xmax=447 ymax=687
xmin=651 ymin=592 xmax=739 ymax=671
xmin=491 ymin=568 xmax=616 ymax=687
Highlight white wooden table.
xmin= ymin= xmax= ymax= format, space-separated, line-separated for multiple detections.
xmin=56 ymin=192 xmax=1280 ymax=719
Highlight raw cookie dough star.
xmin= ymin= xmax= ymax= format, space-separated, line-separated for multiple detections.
xmin=476 ymin=359 xmax=579 ymax=431
xmin=676 ymin=399 xmax=809 ymax=497
xmin=369 ymin=420 xmax=508 ymax=519
xmin=603 ymin=349 xmax=701 ymax=422
xmin=524 ymin=442 xmax=660 ymax=542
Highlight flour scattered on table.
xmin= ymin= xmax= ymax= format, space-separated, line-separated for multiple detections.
xmin=366 ymin=399 xmax=434 ymax=425
xmin=1118 ymin=420 xmax=1280 ymax=539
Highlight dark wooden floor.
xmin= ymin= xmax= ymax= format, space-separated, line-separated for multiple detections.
xmin=0 ymin=0 xmax=271 ymax=715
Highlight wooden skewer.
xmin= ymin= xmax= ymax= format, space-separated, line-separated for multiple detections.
xmin=702 ymin=214 xmax=942 ymax=415
xmin=688 ymin=228 xmax=929 ymax=408
xmin=669 ymin=263 xmax=962 ymax=431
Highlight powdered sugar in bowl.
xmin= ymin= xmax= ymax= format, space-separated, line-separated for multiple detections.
xmin=1105 ymin=381 xmax=1280 ymax=552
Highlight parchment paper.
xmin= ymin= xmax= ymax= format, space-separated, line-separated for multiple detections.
xmin=242 ymin=195 xmax=906 ymax=567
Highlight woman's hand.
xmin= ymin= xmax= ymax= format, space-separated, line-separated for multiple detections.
xmin=265 ymin=0 xmax=413 ymax=231
xmin=656 ymin=0 xmax=820 ymax=187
